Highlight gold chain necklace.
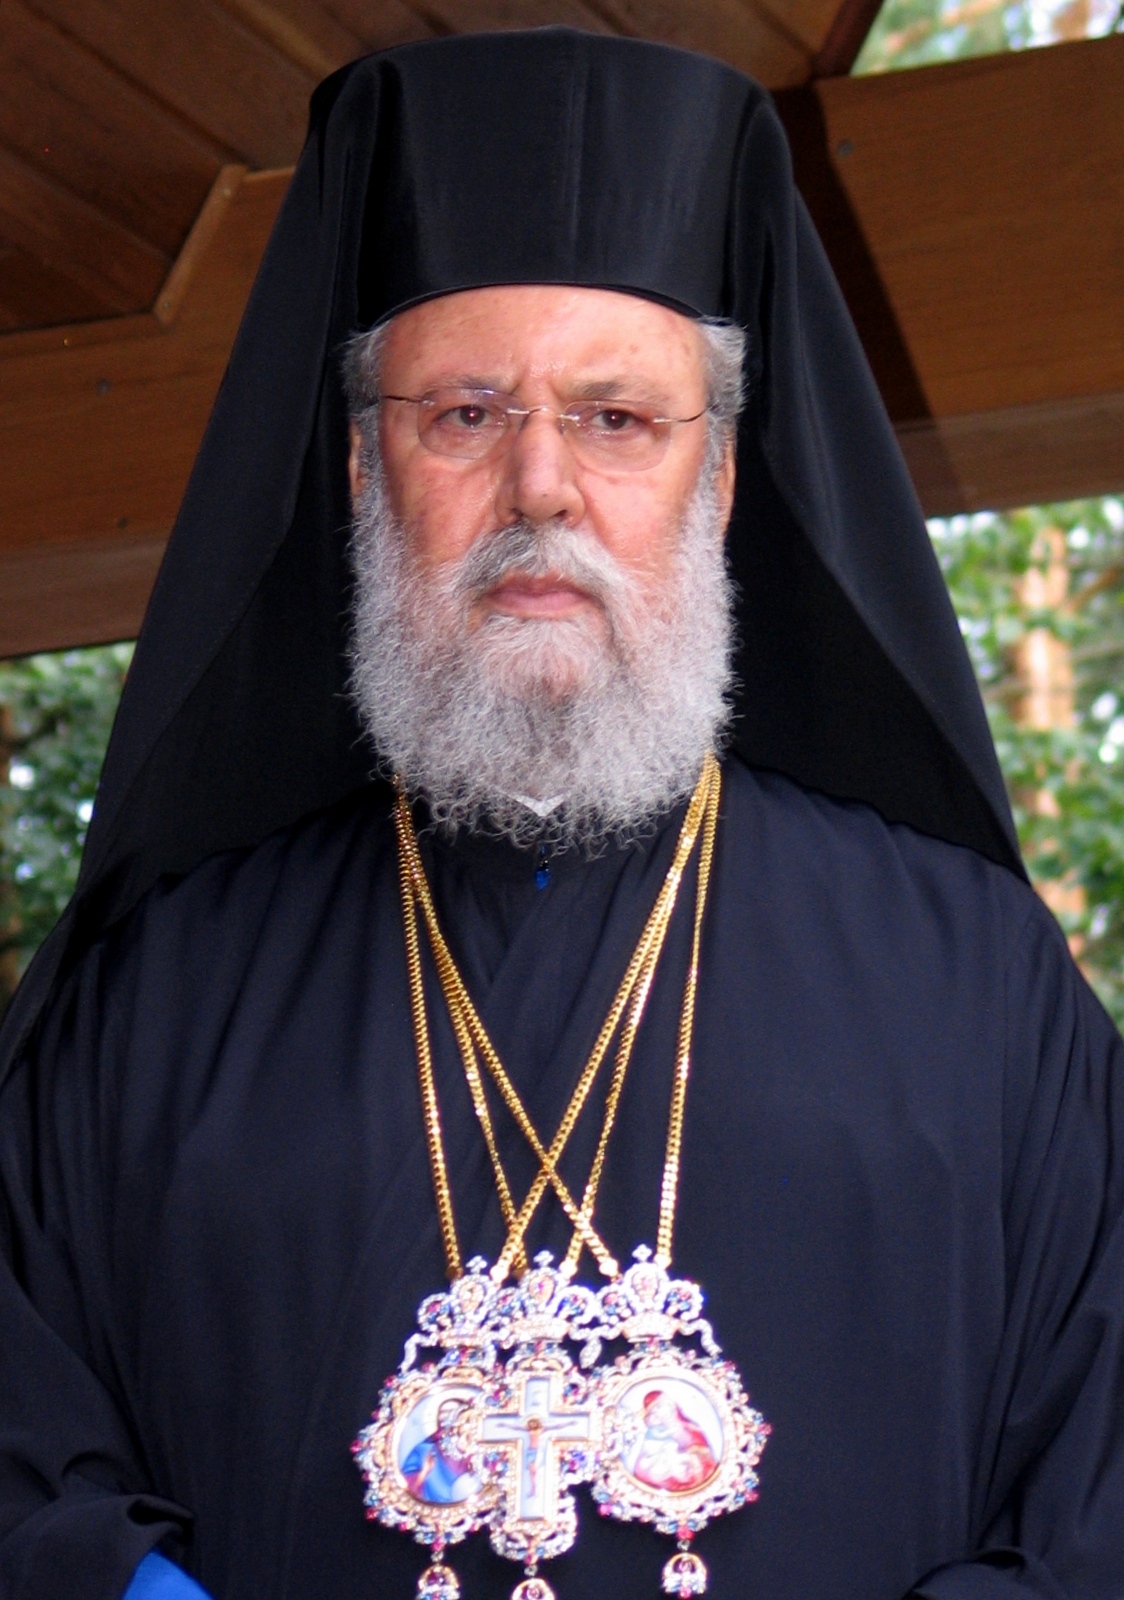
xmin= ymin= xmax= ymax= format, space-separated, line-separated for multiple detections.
xmin=354 ymin=755 xmax=770 ymax=1600
xmin=394 ymin=752 xmax=719 ymax=1284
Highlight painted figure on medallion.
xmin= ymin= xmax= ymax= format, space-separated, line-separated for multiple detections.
xmin=620 ymin=1382 xmax=722 ymax=1493
xmin=398 ymin=1393 xmax=481 ymax=1505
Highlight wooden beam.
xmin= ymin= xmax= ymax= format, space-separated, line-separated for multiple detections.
xmin=0 ymin=233 xmax=113 ymax=329
xmin=2 ymin=36 xmax=1122 ymax=656
xmin=0 ymin=0 xmax=851 ymax=343
xmin=588 ymin=0 xmax=812 ymax=84
xmin=775 ymin=34 xmax=1124 ymax=509
xmin=0 ymin=0 xmax=224 ymax=262
xmin=0 ymin=164 xmax=276 ymax=656
xmin=0 ymin=145 xmax=171 ymax=312
xmin=776 ymin=36 xmax=1124 ymax=422
xmin=0 ymin=534 xmax=168 ymax=660
xmin=411 ymin=0 xmax=613 ymax=36
xmin=899 ymin=390 xmax=1124 ymax=518
xmin=210 ymin=0 xmax=366 ymax=81
xmin=751 ymin=0 xmax=856 ymax=63
xmin=24 ymin=0 xmax=315 ymax=167
xmin=318 ymin=0 xmax=436 ymax=50
xmin=810 ymin=0 xmax=886 ymax=74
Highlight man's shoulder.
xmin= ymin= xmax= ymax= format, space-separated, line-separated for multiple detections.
xmin=102 ymin=782 xmax=398 ymax=967
xmin=719 ymin=754 xmax=1115 ymax=1061
xmin=721 ymin=752 xmax=1044 ymax=944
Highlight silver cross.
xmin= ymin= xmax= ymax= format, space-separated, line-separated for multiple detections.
xmin=481 ymin=1371 xmax=591 ymax=1523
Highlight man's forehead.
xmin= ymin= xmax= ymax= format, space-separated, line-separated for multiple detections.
xmin=380 ymin=284 xmax=707 ymax=391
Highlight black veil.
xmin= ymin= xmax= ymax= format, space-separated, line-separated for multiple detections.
xmin=0 ymin=28 xmax=1022 ymax=1078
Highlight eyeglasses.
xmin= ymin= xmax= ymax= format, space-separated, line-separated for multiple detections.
xmin=376 ymin=387 xmax=709 ymax=471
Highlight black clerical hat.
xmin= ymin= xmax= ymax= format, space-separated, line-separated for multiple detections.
xmin=1 ymin=28 xmax=1021 ymax=1075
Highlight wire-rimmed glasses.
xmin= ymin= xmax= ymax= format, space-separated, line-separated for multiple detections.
xmin=377 ymin=387 xmax=709 ymax=471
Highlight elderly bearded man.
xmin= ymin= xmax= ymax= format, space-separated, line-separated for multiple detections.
xmin=2 ymin=28 xmax=1123 ymax=1600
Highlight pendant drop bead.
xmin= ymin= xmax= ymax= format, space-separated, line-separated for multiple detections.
xmin=417 ymin=1564 xmax=460 ymax=1600
xmin=512 ymin=1578 xmax=556 ymax=1600
xmin=661 ymin=1549 xmax=708 ymax=1597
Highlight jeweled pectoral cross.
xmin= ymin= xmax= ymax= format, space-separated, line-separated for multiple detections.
xmin=482 ymin=1371 xmax=591 ymax=1523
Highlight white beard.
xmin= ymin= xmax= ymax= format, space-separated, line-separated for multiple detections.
xmin=348 ymin=442 xmax=736 ymax=850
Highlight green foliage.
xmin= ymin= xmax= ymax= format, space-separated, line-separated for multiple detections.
xmin=855 ymin=0 xmax=1012 ymax=71
xmin=0 ymin=644 xmax=133 ymax=986
xmin=932 ymin=498 xmax=1124 ymax=1023
xmin=854 ymin=0 xmax=1120 ymax=74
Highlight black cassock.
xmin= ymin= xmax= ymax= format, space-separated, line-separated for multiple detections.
xmin=3 ymin=755 xmax=1122 ymax=1600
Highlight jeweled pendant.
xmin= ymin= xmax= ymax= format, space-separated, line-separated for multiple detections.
xmin=417 ymin=1563 xmax=461 ymax=1599
xmin=587 ymin=1249 xmax=770 ymax=1547
xmin=354 ymin=1249 xmax=769 ymax=1599
xmin=662 ymin=1549 xmax=707 ymax=1597
xmin=511 ymin=1576 xmax=556 ymax=1600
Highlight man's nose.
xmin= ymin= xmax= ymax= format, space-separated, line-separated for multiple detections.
xmin=495 ymin=409 xmax=586 ymax=526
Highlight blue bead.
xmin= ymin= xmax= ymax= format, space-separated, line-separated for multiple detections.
xmin=535 ymin=866 xmax=551 ymax=889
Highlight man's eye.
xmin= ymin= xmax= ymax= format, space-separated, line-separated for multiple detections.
xmin=441 ymin=404 xmax=491 ymax=429
xmin=589 ymin=407 xmax=641 ymax=434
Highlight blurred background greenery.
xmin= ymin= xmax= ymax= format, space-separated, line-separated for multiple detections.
xmin=0 ymin=644 xmax=133 ymax=996
xmin=1 ymin=0 xmax=1122 ymax=1017
xmin=854 ymin=0 xmax=1119 ymax=71
xmin=932 ymin=498 xmax=1124 ymax=1021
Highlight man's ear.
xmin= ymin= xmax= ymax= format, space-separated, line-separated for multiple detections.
xmin=348 ymin=422 xmax=366 ymax=501
xmin=715 ymin=433 xmax=737 ymax=533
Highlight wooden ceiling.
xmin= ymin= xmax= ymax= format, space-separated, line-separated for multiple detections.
xmin=1 ymin=1 xmax=1121 ymax=657
xmin=0 ymin=0 xmax=866 ymax=335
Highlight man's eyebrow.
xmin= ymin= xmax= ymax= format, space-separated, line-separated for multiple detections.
xmin=421 ymin=374 xmax=672 ymax=403
xmin=566 ymin=377 xmax=669 ymax=403
xmin=437 ymin=373 xmax=510 ymax=391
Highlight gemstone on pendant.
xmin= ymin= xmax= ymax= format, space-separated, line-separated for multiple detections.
xmin=662 ymin=1548 xmax=708 ymax=1597
xmin=512 ymin=1579 xmax=555 ymax=1600
xmin=417 ymin=1564 xmax=460 ymax=1599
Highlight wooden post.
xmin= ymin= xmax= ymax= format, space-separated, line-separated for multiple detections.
xmin=1011 ymin=527 xmax=1086 ymax=943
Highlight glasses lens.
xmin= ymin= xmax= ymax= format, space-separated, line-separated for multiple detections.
xmin=564 ymin=404 xmax=670 ymax=470
xmin=416 ymin=389 xmax=511 ymax=458
xmin=412 ymin=390 xmax=677 ymax=470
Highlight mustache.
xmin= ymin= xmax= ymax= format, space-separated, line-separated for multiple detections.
xmin=450 ymin=519 xmax=633 ymax=607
